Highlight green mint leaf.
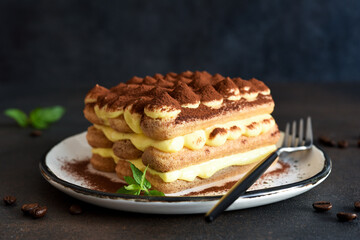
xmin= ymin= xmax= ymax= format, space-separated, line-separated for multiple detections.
xmin=37 ymin=106 xmax=66 ymax=123
xmin=4 ymin=109 xmax=28 ymax=127
xmin=30 ymin=118 xmax=49 ymax=129
xmin=124 ymin=176 xmax=137 ymax=185
xmin=116 ymin=187 xmax=138 ymax=195
xmin=116 ymin=163 xmax=165 ymax=197
xmin=143 ymin=179 xmax=151 ymax=189
xmin=29 ymin=106 xmax=65 ymax=129
xmin=140 ymin=165 xmax=148 ymax=189
xmin=148 ymin=190 xmax=165 ymax=196
xmin=130 ymin=163 xmax=144 ymax=185
xmin=29 ymin=108 xmax=50 ymax=129
xmin=124 ymin=184 xmax=141 ymax=191
xmin=140 ymin=165 xmax=151 ymax=190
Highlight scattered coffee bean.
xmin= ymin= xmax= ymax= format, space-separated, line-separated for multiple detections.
xmin=354 ymin=201 xmax=360 ymax=211
xmin=3 ymin=196 xmax=16 ymax=205
xmin=337 ymin=140 xmax=349 ymax=149
xmin=30 ymin=206 xmax=47 ymax=219
xmin=318 ymin=136 xmax=336 ymax=147
xmin=312 ymin=201 xmax=332 ymax=212
xmin=69 ymin=204 xmax=82 ymax=215
xmin=21 ymin=203 xmax=39 ymax=214
xmin=30 ymin=130 xmax=42 ymax=137
xmin=336 ymin=212 xmax=357 ymax=222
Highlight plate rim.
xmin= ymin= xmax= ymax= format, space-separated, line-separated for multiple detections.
xmin=39 ymin=132 xmax=332 ymax=203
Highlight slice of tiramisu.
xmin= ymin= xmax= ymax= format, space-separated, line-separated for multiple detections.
xmin=84 ymin=71 xmax=280 ymax=194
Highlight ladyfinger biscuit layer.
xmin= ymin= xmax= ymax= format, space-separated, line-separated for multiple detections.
xmin=92 ymin=114 xmax=276 ymax=154
xmin=84 ymin=71 xmax=274 ymax=140
xmin=93 ymin=151 xmax=278 ymax=194
xmin=115 ymin=159 xmax=132 ymax=180
xmin=86 ymin=126 xmax=140 ymax=159
xmin=112 ymin=140 xmax=142 ymax=160
xmin=142 ymin=125 xmax=280 ymax=172
xmin=86 ymin=126 xmax=113 ymax=148
xmin=130 ymin=144 xmax=276 ymax=183
xmin=84 ymin=104 xmax=134 ymax=133
xmin=90 ymin=154 xmax=116 ymax=172
xmin=144 ymin=162 xmax=275 ymax=194
xmin=140 ymin=96 xmax=274 ymax=140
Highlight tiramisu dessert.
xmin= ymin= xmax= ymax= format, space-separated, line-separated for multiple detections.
xmin=84 ymin=71 xmax=280 ymax=194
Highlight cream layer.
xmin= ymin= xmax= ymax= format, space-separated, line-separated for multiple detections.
xmin=92 ymin=145 xmax=276 ymax=182
xmin=94 ymin=114 xmax=275 ymax=153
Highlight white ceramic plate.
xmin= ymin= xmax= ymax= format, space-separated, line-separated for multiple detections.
xmin=40 ymin=132 xmax=331 ymax=214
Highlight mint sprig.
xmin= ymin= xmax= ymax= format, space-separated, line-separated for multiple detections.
xmin=116 ymin=163 xmax=165 ymax=196
xmin=4 ymin=106 xmax=65 ymax=129
xmin=4 ymin=109 xmax=28 ymax=127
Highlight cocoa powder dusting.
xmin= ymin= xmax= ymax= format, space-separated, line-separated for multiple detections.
xmin=250 ymin=78 xmax=268 ymax=92
xmin=262 ymin=118 xmax=271 ymax=124
xmin=209 ymin=128 xmax=228 ymax=139
xmin=214 ymin=77 xmax=238 ymax=97
xmin=126 ymin=76 xmax=143 ymax=84
xmin=199 ymin=84 xmax=223 ymax=102
xmin=85 ymin=84 xmax=109 ymax=102
xmin=153 ymin=73 xmax=164 ymax=80
xmin=61 ymin=159 xmax=125 ymax=193
xmin=191 ymin=71 xmax=212 ymax=89
xmin=180 ymin=70 xmax=193 ymax=78
xmin=170 ymin=82 xmax=200 ymax=105
xmin=157 ymin=78 xmax=174 ymax=88
xmin=177 ymin=76 xmax=193 ymax=84
xmin=143 ymin=76 xmax=157 ymax=85
xmin=85 ymin=71 xmax=272 ymax=123
xmin=230 ymin=126 xmax=241 ymax=131
xmin=166 ymin=72 xmax=178 ymax=78
xmin=233 ymin=77 xmax=252 ymax=89
xmin=261 ymin=161 xmax=290 ymax=178
xmin=211 ymin=73 xmax=224 ymax=85
xmin=146 ymin=91 xmax=181 ymax=111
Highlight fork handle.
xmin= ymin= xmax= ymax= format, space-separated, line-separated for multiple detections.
xmin=205 ymin=150 xmax=279 ymax=223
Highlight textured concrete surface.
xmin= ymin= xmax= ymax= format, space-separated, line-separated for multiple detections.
xmin=0 ymin=82 xmax=360 ymax=239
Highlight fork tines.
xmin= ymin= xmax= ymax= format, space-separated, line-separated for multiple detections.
xmin=283 ymin=117 xmax=313 ymax=148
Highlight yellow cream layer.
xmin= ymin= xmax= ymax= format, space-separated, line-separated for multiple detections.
xmin=131 ymin=144 xmax=276 ymax=182
xmin=92 ymin=148 xmax=120 ymax=162
xmin=91 ymin=145 xmax=276 ymax=182
xmin=94 ymin=114 xmax=275 ymax=153
xmin=94 ymin=105 xmax=123 ymax=126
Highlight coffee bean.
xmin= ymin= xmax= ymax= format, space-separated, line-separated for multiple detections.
xmin=3 ymin=196 xmax=16 ymax=205
xmin=30 ymin=130 xmax=42 ymax=137
xmin=318 ymin=136 xmax=336 ymax=147
xmin=69 ymin=204 xmax=82 ymax=215
xmin=312 ymin=201 xmax=332 ymax=212
xmin=21 ymin=203 xmax=39 ymax=214
xmin=354 ymin=201 xmax=360 ymax=211
xmin=30 ymin=206 xmax=47 ymax=219
xmin=337 ymin=140 xmax=349 ymax=149
xmin=337 ymin=212 xmax=357 ymax=222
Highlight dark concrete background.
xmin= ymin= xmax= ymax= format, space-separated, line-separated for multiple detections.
xmin=1 ymin=0 xmax=360 ymax=90
xmin=1 ymin=82 xmax=360 ymax=240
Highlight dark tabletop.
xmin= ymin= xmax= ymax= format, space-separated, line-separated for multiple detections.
xmin=1 ymin=82 xmax=360 ymax=240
